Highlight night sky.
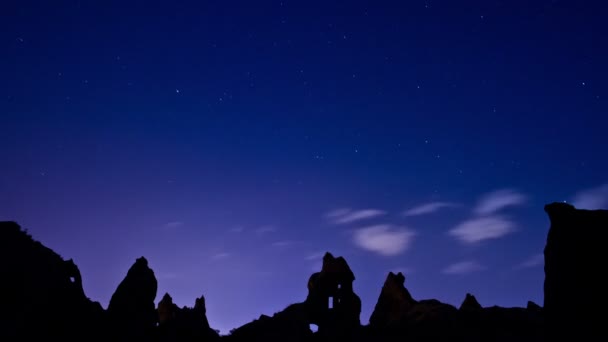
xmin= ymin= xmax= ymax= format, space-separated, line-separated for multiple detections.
xmin=1 ymin=0 xmax=607 ymax=335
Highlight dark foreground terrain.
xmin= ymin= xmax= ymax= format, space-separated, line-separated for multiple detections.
xmin=1 ymin=202 xmax=606 ymax=341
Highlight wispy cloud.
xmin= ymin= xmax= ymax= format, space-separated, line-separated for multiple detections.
xmin=442 ymin=261 xmax=484 ymax=275
xmin=517 ymin=253 xmax=544 ymax=269
xmin=403 ymin=202 xmax=458 ymax=217
xmin=255 ymin=225 xmax=277 ymax=234
xmin=230 ymin=226 xmax=244 ymax=233
xmin=572 ymin=184 xmax=608 ymax=210
xmin=165 ymin=221 xmax=183 ymax=229
xmin=449 ymin=216 xmax=516 ymax=244
xmin=305 ymin=251 xmax=327 ymax=261
xmin=326 ymin=208 xmax=351 ymax=219
xmin=353 ymin=225 xmax=415 ymax=256
xmin=272 ymin=240 xmax=293 ymax=247
xmin=211 ymin=252 xmax=231 ymax=260
xmin=326 ymin=208 xmax=386 ymax=224
xmin=474 ymin=189 xmax=526 ymax=215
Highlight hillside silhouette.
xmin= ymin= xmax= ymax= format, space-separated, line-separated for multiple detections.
xmin=1 ymin=202 xmax=605 ymax=341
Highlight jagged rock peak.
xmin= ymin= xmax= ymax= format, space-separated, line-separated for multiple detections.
xmin=161 ymin=292 xmax=173 ymax=303
xmin=321 ymin=252 xmax=356 ymax=282
xmin=158 ymin=292 xmax=176 ymax=324
xmin=369 ymin=271 xmax=416 ymax=328
xmin=459 ymin=293 xmax=482 ymax=311
xmin=195 ymin=295 xmax=207 ymax=313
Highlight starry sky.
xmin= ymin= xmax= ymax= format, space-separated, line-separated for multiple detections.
xmin=1 ymin=0 xmax=607 ymax=335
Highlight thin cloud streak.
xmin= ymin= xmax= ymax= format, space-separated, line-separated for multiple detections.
xmin=572 ymin=183 xmax=608 ymax=210
xmin=403 ymin=202 xmax=458 ymax=216
xmin=474 ymin=189 xmax=526 ymax=215
xmin=305 ymin=251 xmax=327 ymax=261
xmin=326 ymin=208 xmax=386 ymax=224
xmin=517 ymin=253 xmax=544 ymax=269
xmin=449 ymin=216 xmax=516 ymax=244
xmin=442 ymin=261 xmax=484 ymax=275
xmin=255 ymin=225 xmax=277 ymax=234
xmin=164 ymin=221 xmax=183 ymax=228
xmin=211 ymin=252 xmax=230 ymax=260
xmin=272 ymin=240 xmax=293 ymax=247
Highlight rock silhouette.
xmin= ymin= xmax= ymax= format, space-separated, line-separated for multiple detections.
xmin=228 ymin=252 xmax=362 ymax=341
xmin=369 ymin=271 xmax=415 ymax=329
xmin=459 ymin=293 xmax=482 ymax=311
xmin=108 ymin=256 xmax=158 ymax=340
xmin=543 ymin=202 xmax=608 ymax=340
xmin=157 ymin=292 xmax=219 ymax=342
xmin=1 ymin=202 xmax=604 ymax=341
xmin=306 ymin=252 xmax=361 ymax=335
xmin=0 ymin=221 xmax=105 ymax=341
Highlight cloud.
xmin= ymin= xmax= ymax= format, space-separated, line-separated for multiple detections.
xmin=403 ymin=202 xmax=458 ymax=216
xmin=230 ymin=226 xmax=244 ymax=233
xmin=272 ymin=240 xmax=293 ymax=247
xmin=442 ymin=261 xmax=484 ymax=275
xmin=474 ymin=189 xmax=526 ymax=215
xmin=164 ymin=221 xmax=183 ymax=228
xmin=572 ymin=184 xmax=608 ymax=210
xmin=449 ymin=216 xmax=516 ymax=244
xmin=326 ymin=208 xmax=386 ymax=224
xmin=255 ymin=225 xmax=277 ymax=234
xmin=211 ymin=252 xmax=230 ymax=260
xmin=305 ymin=251 xmax=327 ymax=261
xmin=326 ymin=208 xmax=351 ymax=218
xmin=517 ymin=253 xmax=544 ymax=269
xmin=353 ymin=225 xmax=415 ymax=256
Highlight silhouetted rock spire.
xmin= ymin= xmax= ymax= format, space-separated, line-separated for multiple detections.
xmin=369 ymin=271 xmax=415 ymax=328
xmin=157 ymin=292 xmax=218 ymax=342
xmin=459 ymin=293 xmax=482 ymax=311
xmin=108 ymin=256 xmax=158 ymax=340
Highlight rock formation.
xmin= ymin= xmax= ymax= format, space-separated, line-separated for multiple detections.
xmin=369 ymin=271 xmax=415 ymax=329
xmin=0 ymin=221 xmax=105 ymax=341
xmin=229 ymin=252 xmax=362 ymax=341
xmin=5 ymin=201 xmax=606 ymax=341
xmin=459 ymin=293 xmax=482 ymax=311
xmin=368 ymin=270 xmax=543 ymax=341
xmin=305 ymin=252 xmax=361 ymax=334
xmin=107 ymin=256 xmax=158 ymax=340
xmin=543 ymin=202 xmax=608 ymax=339
xmin=157 ymin=292 xmax=219 ymax=342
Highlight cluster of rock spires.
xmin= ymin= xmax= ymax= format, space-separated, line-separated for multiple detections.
xmin=1 ymin=202 xmax=606 ymax=341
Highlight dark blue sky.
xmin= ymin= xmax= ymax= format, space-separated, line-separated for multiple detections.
xmin=1 ymin=0 xmax=607 ymax=334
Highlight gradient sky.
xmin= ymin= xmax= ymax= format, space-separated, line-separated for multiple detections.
xmin=1 ymin=0 xmax=607 ymax=335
